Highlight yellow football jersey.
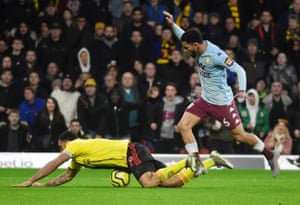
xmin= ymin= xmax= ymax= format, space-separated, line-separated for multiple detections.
xmin=63 ymin=138 xmax=130 ymax=170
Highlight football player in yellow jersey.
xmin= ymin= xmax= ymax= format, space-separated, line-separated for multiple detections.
xmin=12 ymin=132 xmax=233 ymax=188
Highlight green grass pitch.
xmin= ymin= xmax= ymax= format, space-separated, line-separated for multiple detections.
xmin=1 ymin=169 xmax=300 ymax=205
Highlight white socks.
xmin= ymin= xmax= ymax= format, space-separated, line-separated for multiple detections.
xmin=252 ymin=135 xmax=265 ymax=152
xmin=185 ymin=142 xmax=199 ymax=154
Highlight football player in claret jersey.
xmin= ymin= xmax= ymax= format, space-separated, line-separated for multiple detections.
xmin=163 ymin=11 xmax=278 ymax=177
xmin=12 ymin=132 xmax=233 ymax=188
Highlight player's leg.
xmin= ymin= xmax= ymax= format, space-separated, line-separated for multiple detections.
xmin=177 ymin=111 xmax=207 ymax=176
xmin=158 ymin=153 xmax=234 ymax=187
xmin=230 ymin=124 xmax=278 ymax=176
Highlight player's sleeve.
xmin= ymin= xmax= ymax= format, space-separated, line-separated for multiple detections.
xmin=215 ymin=53 xmax=247 ymax=91
xmin=63 ymin=142 xmax=82 ymax=170
xmin=171 ymin=23 xmax=185 ymax=40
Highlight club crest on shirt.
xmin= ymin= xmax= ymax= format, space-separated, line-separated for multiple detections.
xmin=205 ymin=57 xmax=210 ymax=63
xmin=224 ymin=57 xmax=234 ymax=66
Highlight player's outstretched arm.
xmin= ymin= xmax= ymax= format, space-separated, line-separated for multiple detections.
xmin=11 ymin=153 xmax=70 ymax=187
xmin=163 ymin=10 xmax=185 ymax=40
xmin=32 ymin=167 xmax=80 ymax=187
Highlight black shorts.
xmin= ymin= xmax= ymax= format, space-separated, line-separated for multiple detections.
xmin=127 ymin=143 xmax=166 ymax=180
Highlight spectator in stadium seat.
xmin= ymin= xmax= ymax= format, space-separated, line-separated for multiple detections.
xmin=119 ymin=72 xmax=141 ymax=142
xmin=36 ymin=22 xmax=72 ymax=75
xmin=57 ymin=0 xmax=84 ymax=18
xmin=203 ymin=12 xmax=225 ymax=48
xmin=267 ymin=52 xmax=298 ymax=101
xmin=255 ymin=78 xmax=268 ymax=101
xmin=9 ymin=38 xmax=27 ymax=81
xmin=182 ymin=72 xmax=200 ymax=103
xmin=120 ymin=7 xmax=155 ymax=47
xmin=237 ymin=89 xmax=270 ymax=154
xmin=100 ymin=72 xmax=118 ymax=98
xmin=0 ymin=69 xmax=24 ymax=122
xmin=19 ymin=86 xmax=45 ymax=127
xmin=93 ymin=22 xmax=105 ymax=41
xmin=190 ymin=11 xmax=206 ymax=33
xmin=51 ymin=74 xmax=80 ymax=127
xmin=151 ymin=82 xmax=188 ymax=153
xmin=73 ymin=15 xmax=95 ymax=51
xmin=263 ymin=81 xmax=292 ymax=129
xmin=179 ymin=15 xmax=191 ymax=31
xmin=1 ymin=55 xmax=13 ymax=70
xmin=158 ymin=49 xmax=193 ymax=95
xmin=141 ymin=85 xmax=162 ymax=153
xmin=119 ymin=30 xmax=155 ymax=73
xmin=224 ymin=17 xmax=240 ymax=45
xmin=110 ymin=0 xmax=139 ymax=26
xmin=102 ymin=87 xmax=140 ymax=140
xmin=165 ymin=0 xmax=194 ymax=26
xmin=26 ymin=71 xmax=50 ymax=99
xmin=144 ymin=0 xmax=167 ymax=27
xmin=239 ymin=38 xmax=267 ymax=89
xmin=255 ymin=10 xmax=280 ymax=59
xmin=264 ymin=119 xmax=292 ymax=155
xmin=114 ymin=0 xmax=134 ymax=34
xmin=38 ymin=1 xmax=62 ymax=27
xmin=91 ymin=25 xmax=120 ymax=77
xmin=73 ymin=47 xmax=99 ymax=84
xmin=9 ymin=21 xmax=36 ymax=51
xmin=278 ymin=0 xmax=300 ymax=30
xmin=40 ymin=61 xmax=62 ymax=92
xmin=59 ymin=118 xmax=90 ymax=140
xmin=77 ymin=78 xmax=107 ymax=138
xmin=30 ymin=96 xmax=67 ymax=152
xmin=0 ymin=109 xmax=31 ymax=152
xmin=23 ymin=50 xmax=43 ymax=79
xmin=154 ymin=26 xmax=180 ymax=65
xmin=137 ymin=62 xmax=163 ymax=101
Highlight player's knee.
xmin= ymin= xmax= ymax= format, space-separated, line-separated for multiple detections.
xmin=233 ymin=133 xmax=244 ymax=142
xmin=177 ymin=121 xmax=189 ymax=132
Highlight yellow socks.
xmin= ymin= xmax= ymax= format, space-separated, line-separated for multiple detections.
xmin=156 ymin=158 xmax=187 ymax=181
xmin=178 ymin=168 xmax=194 ymax=184
xmin=203 ymin=158 xmax=215 ymax=169
xmin=156 ymin=157 xmax=216 ymax=183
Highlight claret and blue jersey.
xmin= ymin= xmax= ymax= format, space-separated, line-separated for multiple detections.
xmin=171 ymin=24 xmax=247 ymax=106
xmin=196 ymin=40 xmax=246 ymax=105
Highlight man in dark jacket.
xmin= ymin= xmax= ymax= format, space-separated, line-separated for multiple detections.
xmin=0 ymin=109 xmax=31 ymax=152
xmin=77 ymin=78 xmax=108 ymax=138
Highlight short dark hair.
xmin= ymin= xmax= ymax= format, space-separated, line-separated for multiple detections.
xmin=181 ymin=28 xmax=203 ymax=44
xmin=59 ymin=130 xmax=77 ymax=141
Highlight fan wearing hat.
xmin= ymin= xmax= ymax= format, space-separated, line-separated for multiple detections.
xmin=77 ymin=78 xmax=108 ymax=138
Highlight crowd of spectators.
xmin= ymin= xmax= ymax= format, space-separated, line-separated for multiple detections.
xmin=0 ymin=0 xmax=300 ymax=156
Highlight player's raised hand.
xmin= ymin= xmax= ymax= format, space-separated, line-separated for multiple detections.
xmin=11 ymin=180 xmax=33 ymax=187
xmin=234 ymin=91 xmax=247 ymax=99
xmin=163 ymin=11 xmax=174 ymax=26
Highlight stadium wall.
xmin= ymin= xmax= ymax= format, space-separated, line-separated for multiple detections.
xmin=0 ymin=153 xmax=299 ymax=170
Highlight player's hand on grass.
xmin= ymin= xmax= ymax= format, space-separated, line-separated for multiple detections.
xmin=11 ymin=180 xmax=33 ymax=187
xmin=163 ymin=11 xmax=174 ymax=26
xmin=32 ymin=182 xmax=45 ymax=187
